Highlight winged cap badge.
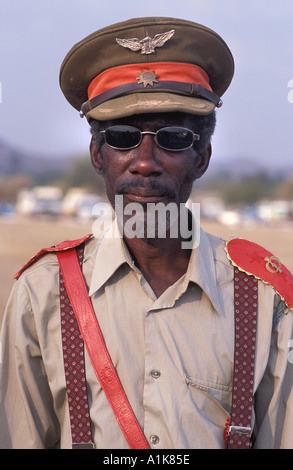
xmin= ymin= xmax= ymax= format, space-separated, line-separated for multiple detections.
xmin=116 ymin=29 xmax=175 ymax=54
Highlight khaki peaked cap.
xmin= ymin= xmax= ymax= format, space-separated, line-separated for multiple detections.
xmin=60 ymin=17 xmax=234 ymax=121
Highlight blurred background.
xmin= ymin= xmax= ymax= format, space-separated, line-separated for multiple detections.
xmin=1 ymin=0 xmax=293 ymax=319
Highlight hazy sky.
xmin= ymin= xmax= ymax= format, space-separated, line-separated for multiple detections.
xmin=0 ymin=0 xmax=292 ymax=171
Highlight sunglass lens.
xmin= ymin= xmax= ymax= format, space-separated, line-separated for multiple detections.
xmin=105 ymin=126 xmax=141 ymax=149
xmin=157 ymin=127 xmax=194 ymax=151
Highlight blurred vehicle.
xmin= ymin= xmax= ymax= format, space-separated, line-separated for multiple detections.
xmin=0 ymin=202 xmax=15 ymax=217
xmin=62 ymin=188 xmax=103 ymax=220
xmin=77 ymin=194 xmax=104 ymax=222
xmin=16 ymin=186 xmax=63 ymax=217
xmin=256 ymin=200 xmax=291 ymax=223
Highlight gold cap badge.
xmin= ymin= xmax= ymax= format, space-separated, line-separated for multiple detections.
xmin=136 ymin=70 xmax=158 ymax=87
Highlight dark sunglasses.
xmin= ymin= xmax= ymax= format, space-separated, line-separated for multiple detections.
xmin=100 ymin=125 xmax=200 ymax=152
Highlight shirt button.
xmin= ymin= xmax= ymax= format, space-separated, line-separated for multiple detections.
xmin=151 ymin=370 xmax=161 ymax=379
xmin=150 ymin=434 xmax=160 ymax=445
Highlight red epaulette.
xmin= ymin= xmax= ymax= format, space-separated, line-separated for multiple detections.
xmin=15 ymin=233 xmax=93 ymax=280
xmin=225 ymin=238 xmax=293 ymax=309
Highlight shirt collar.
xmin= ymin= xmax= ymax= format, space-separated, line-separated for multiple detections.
xmin=89 ymin=220 xmax=134 ymax=296
xmin=89 ymin=220 xmax=224 ymax=316
xmin=187 ymin=227 xmax=224 ymax=315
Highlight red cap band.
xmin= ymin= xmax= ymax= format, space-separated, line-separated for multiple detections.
xmin=88 ymin=62 xmax=212 ymax=100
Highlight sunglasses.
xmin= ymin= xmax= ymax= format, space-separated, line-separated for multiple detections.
xmin=100 ymin=125 xmax=200 ymax=152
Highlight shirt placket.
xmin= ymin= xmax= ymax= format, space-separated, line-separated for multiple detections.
xmin=143 ymin=310 xmax=166 ymax=448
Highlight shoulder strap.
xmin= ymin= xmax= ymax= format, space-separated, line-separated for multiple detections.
xmin=57 ymin=248 xmax=150 ymax=450
xmin=225 ymin=237 xmax=293 ymax=447
xmin=59 ymin=245 xmax=95 ymax=449
xmin=225 ymin=267 xmax=258 ymax=449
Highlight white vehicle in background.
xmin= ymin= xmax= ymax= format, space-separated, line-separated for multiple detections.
xmin=16 ymin=186 xmax=63 ymax=217
xmin=62 ymin=188 xmax=103 ymax=221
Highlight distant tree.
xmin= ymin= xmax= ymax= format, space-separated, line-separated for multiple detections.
xmin=195 ymin=172 xmax=282 ymax=206
xmin=0 ymin=173 xmax=35 ymax=202
xmin=275 ymin=178 xmax=293 ymax=200
xmin=58 ymin=156 xmax=106 ymax=196
xmin=221 ymin=173 xmax=279 ymax=205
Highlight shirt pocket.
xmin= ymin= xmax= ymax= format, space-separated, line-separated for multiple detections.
xmin=184 ymin=373 xmax=232 ymax=419
xmin=176 ymin=374 xmax=232 ymax=447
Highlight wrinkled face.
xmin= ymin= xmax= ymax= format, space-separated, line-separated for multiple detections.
xmin=91 ymin=113 xmax=212 ymax=213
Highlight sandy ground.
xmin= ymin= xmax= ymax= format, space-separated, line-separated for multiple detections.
xmin=1 ymin=215 xmax=293 ymax=323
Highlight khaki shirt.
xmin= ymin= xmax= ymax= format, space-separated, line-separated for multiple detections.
xmin=0 ymin=226 xmax=292 ymax=449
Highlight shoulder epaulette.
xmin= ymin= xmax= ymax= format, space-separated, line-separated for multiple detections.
xmin=225 ymin=238 xmax=293 ymax=309
xmin=15 ymin=233 xmax=93 ymax=280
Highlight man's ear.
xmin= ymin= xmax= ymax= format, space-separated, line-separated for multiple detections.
xmin=90 ymin=137 xmax=104 ymax=175
xmin=194 ymin=143 xmax=212 ymax=180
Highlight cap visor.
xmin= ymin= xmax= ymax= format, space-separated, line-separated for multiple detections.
xmin=86 ymin=92 xmax=215 ymax=121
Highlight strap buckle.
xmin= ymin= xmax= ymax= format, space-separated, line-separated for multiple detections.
xmin=228 ymin=425 xmax=252 ymax=437
xmin=72 ymin=442 xmax=96 ymax=449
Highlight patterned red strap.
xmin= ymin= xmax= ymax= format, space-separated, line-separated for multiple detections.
xmin=57 ymin=248 xmax=150 ymax=450
xmin=59 ymin=245 xmax=95 ymax=448
xmin=226 ymin=267 xmax=258 ymax=449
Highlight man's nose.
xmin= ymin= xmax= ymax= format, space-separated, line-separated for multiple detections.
xmin=128 ymin=135 xmax=163 ymax=177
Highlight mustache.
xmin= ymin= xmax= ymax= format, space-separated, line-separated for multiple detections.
xmin=116 ymin=180 xmax=176 ymax=200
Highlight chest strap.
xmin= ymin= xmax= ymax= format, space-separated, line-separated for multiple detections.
xmin=57 ymin=247 xmax=150 ymax=450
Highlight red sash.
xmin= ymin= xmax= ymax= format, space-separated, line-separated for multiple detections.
xmin=57 ymin=248 xmax=150 ymax=450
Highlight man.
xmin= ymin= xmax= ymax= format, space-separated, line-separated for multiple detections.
xmin=1 ymin=17 xmax=293 ymax=449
